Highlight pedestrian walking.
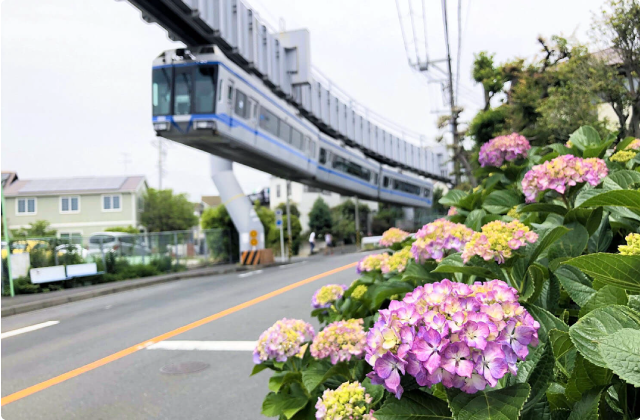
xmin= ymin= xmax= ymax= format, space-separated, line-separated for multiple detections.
xmin=309 ymin=231 xmax=316 ymax=255
xmin=324 ymin=232 xmax=333 ymax=255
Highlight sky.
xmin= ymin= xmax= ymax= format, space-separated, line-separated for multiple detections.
xmin=1 ymin=0 xmax=607 ymax=201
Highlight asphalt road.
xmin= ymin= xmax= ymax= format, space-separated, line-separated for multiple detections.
xmin=1 ymin=252 xmax=367 ymax=419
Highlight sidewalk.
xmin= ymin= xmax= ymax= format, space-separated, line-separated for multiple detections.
xmin=1 ymin=263 xmax=268 ymax=317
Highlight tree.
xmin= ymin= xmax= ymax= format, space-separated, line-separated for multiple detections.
xmin=275 ymin=202 xmax=301 ymax=218
xmin=201 ymin=205 xmax=239 ymax=262
xmin=140 ymin=188 xmax=198 ymax=232
xmin=472 ymin=52 xmax=505 ymax=111
xmin=592 ymin=0 xmax=640 ymax=137
xmin=371 ymin=204 xmax=404 ymax=235
xmin=11 ymin=220 xmax=56 ymax=238
xmin=330 ymin=199 xmax=370 ymax=244
xmin=308 ymin=197 xmax=332 ymax=236
xmin=105 ymin=226 xmax=139 ymax=234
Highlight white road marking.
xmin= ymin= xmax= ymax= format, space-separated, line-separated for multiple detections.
xmin=147 ymin=341 xmax=257 ymax=351
xmin=238 ymin=270 xmax=263 ymax=278
xmin=1 ymin=321 xmax=60 ymax=339
xmin=279 ymin=261 xmax=308 ymax=269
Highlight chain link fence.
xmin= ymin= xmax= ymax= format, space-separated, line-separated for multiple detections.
xmin=1 ymin=229 xmax=232 ymax=295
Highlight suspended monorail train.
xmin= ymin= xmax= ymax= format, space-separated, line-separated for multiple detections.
xmin=151 ymin=46 xmax=443 ymax=207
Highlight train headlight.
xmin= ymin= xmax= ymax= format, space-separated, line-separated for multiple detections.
xmin=153 ymin=122 xmax=170 ymax=131
xmin=194 ymin=120 xmax=216 ymax=130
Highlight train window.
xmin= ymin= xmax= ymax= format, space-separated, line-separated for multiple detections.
xmin=278 ymin=121 xmax=291 ymax=143
xmin=218 ymin=80 xmax=223 ymax=101
xmin=383 ymin=177 xmax=389 ymax=187
xmin=393 ymin=179 xmax=421 ymax=196
xmin=291 ymin=128 xmax=303 ymax=150
xmin=259 ymin=107 xmax=279 ymax=136
xmin=373 ymin=173 xmax=379 ymax=185
xmin=152 ymin=68 xmax=172 ymax=116
xmin=173 ymin=69 xmax=192 ymax=115
xmin=234 ymin=90 xmax=248 ymax=119
xmin=194 ymin=66 xmax=216 ymax=113
xmin=319 ymin=148 xmax=327 ymax=164
xmin=227 ymin=84 xmax=233 ymax=101
xmin=332 ymin=155 xmax=371 ymax=182
xmin=423 ymin=187 xmax=432 ymax=198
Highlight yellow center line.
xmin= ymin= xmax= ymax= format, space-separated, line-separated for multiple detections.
xmin=1 ymin=261 xmax=357 ymax=406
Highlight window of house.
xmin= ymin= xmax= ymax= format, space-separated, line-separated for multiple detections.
xmin=276 ymin=184 xmax=281 ymax=198
xmin=60 ymin=196 xmax=80 ymax=213
xmin=16 ymin=198 xmax=37 ymax=215
xmin=60 ymin=232 xmax=83 ymax=244
xmin=102 ymin=194 xmax=122 ymax=211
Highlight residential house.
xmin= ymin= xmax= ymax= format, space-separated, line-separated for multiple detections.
xmin=4 ymin=176 xmax=147 ymax=239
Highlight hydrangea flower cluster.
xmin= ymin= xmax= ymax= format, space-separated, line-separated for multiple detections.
xmin=478 ymin=133 xmax=531 ymax=167
xmin=253 ymin=318 xmax=315 ymax=363
xmin=610 ymin=150 xmax=637 ymax=163
xmin=379 ymin=227 xmax=411 ymax=247
xmin=357 ymin=253 xmax=390 ymax=273
xmin=462 ymin=220 xmax=538 ymax=264
xmin=411 ymin=219 xmax=474 ymax=263
xmin=381 ymin=248 xmax=413 ymax=274
xmin=619 ymin=139 xmax=640 ymax=151
xmin=521 ymin=155 xmax=608 ymax=202
xmin=365 ymin=279 xmax=540 ymax=397
xmin=352 ymin=285 xmax=368 ymax=300
xmin=311 ymin=319 xmax=367 ymax=364
xmin=448 ymin=207 xmax=458 ymax=216
xmin=315 ymin=381 xmax=376 ymax=420
xmin=619 ymin=233 xmax=640 ymax=256
xmin=507 ymin=206 xmax=521 ymax=219
xmin=312 ymin=284 xmax=348 ymax=309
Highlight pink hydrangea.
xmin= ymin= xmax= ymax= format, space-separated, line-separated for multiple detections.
xmin=447 ymin=207 xmax=458 ymax=216
xmin=479 ymin=133 xmax=531 ymax=167
xmin=253 ymin=318 xmax=315 ymax=363
xmin=365 ymin=280 xmax=540 ymax=397
xmin=411 ymin=219 xmax=474 ymax=263
xmin=462 ymin=220 xmax=538 ymax=264
xmin=379 ymin=227 xmax=411 ymax=247
xmin=311 ymin=319 xmax=367 ymax=364
xmin=521 ymin=155 xmax=608 ymax=203
xmin=357 ymin=253 xmax=390 ymax=274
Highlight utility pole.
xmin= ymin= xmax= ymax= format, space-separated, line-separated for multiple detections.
xmin=285 ymin=180 xmax=292 ymax=260
xmin=1 ymin=182 xmax=14 ymax=297
xmin=354 ymin=196 xmax=360 ymax=249
xmin=158 ymin=139 xmax=164 ymax=190
xmin=441 ymin=0 xmax=460 ymax=185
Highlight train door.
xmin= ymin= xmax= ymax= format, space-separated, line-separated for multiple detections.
xmin=248 ymin=97 xmax=259 ymax=146
xmin=225 ymin=79 xmax=235 ymax=119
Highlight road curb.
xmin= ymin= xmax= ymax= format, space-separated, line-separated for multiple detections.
xmin=1 ymin=263 xmax=282 ymax=317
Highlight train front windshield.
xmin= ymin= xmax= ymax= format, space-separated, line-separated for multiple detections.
xmin=152 ymin=65 xmax=218 ymax=116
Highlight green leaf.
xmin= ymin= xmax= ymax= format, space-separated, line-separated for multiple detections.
xmin=465 ymin=209 xmax=487 ymax=231
xmin=584 ymin=207 xmax=603 ymax=236
xmin=604 ymin=169 xmax=640 ymax=189
xmin=521 ymin=397 xmax=551 ymax=420
xmin=482 ymin=190 xmax=522 ymax=214
xmin=361 ymin=377 xmax=385 ymax=406
xmin=569 ymin=305 xmax=640 ymax=368
xmin=522 ymin=344 xmax=555 ymax=411
xmin=549 ymin=329 xmax=574 ymax=360
xmin=547 ymin=224 xmax=589 ymax=260
xmin=269 ymin=371 xmax=302 ymax=393
xmin=578 ymin=285 xmax=628 ymax=317
xmin=587 ymin=212 xmax=613 ymax=254
xmin=598 ymin=328 xmax=640 ymax=387
xmin=563 ymin=253 xmax=640 ymax=292
xmin=519 ymin=264 xmax=546 ymax=302
xmin=566 ymin=389 xmax=602 ymax=420
xmin=554 ymin=265 xmax=595 ymax=307
xmin=374 ymin=390 xmax=453 ymax=419
xmin=615 ymin=136 xmax=636 ymax=152
xmin=565 ymin=353 xmax=612 ymax=403
xmin=251 ymin=363 xmax=269 ymax=376
xmin=520 ymin=203 xmax=568 ymax=216
xmin=583 ymin=138 xmax=614 ymax=158
xmin=523 ymin=303 xmax=569 ymax=342
xmin=439 ymin=190 xmax=467 ymax=207
xmin=578 ymin=190 xmax=640 ymax=211
xmin=301 ymin=361 xmax=351 ymax=392
xmin=628 ymin=295 xmax=640 ymax=312
xmin=546 ymin=383 xmax=571 ymax=411
xmin=369 ymin=281 xmax=415 ymax=309
xmin=569 ymin=126 xmax=602 ymax=151
xmin=432 ymin=264 xmax=497 ymax=280
xmin=262 ymin=391 xmax=309 ymax=419
xmin=446 ymin=384 xmax=530 ymax=420
xmin=402 ymin=260 xmax=434 ymax=283
xmin=527 ymin=226 xmax=569 ymax=268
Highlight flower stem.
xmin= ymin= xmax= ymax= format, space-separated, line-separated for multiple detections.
xmin=561 ymin=194 xmax=572 ymax=210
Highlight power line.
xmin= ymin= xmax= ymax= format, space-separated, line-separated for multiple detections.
xmin=408 ymin=0 xmax=421 ymax=66
xmin=421 ymin=0 xmax=429 ymax=64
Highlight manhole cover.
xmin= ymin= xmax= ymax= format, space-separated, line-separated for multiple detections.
xmin=160 ymin=361 xmax=210 ymax=375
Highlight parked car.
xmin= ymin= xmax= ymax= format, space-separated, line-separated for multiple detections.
xmin=55 ymin=244 xmax=89 ymax=260
xmin=88 ymin=232 xmax=150 ymax=256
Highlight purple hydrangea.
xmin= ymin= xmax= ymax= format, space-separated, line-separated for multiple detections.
xmin=312 ymin=284 xmax=348 ymax=309
xmin=411 ymin=219 xmax=474 ymax=263
xmin=479 ymin=133 xmax=531 ymax=167
xmin=310 ymin=319 xmax=367 ymax=364
xmin=253 ymin=318 xmax=315 ymax=363
xmin=365 ymin=280 xmax=540 ymax=397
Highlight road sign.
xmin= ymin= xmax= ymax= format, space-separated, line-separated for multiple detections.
xmin=275 ymin=209 xmax=285 ymax=262
xmin=250 ymin=230 xmax=258 ymax=238
xmin=250 ymin=238 xmax=258 ymax=247
xmin=275 ymin=209 xmax=283 ymax=228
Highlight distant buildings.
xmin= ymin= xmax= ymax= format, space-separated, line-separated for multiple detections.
xmin=3 ymin=174 xmax=147 ymax=238
xmin=269 ymin=177 xmax=378 ymax=232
